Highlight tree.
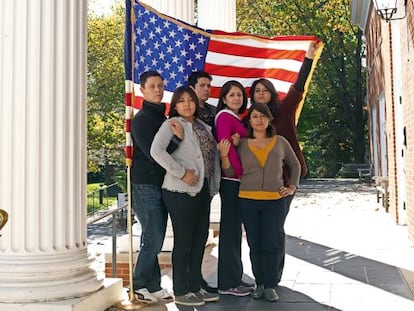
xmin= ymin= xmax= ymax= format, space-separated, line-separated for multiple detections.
xmin=88 ymin=1 xmax=125 ymax=187
xmin=237 ymin=0 xmax=367 ymax=177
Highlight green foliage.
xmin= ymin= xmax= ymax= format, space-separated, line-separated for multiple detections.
xmin=237 ymin=0 xmax=367 ymax=177
xmin=87 ymin=183 xmax=118 ymax=215
xmin=87 ymin=0 xmax=125 ymax=181
xmin=87 ymin=0 xmax=367 ymax=179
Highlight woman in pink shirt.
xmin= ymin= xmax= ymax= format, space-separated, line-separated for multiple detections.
xmin=214 ymin=80 xmax=252 ymax=296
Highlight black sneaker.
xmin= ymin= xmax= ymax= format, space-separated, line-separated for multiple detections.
xmin=264 ymin=288 xmax=279 ymax=302
xmin=196 ymin=288 xmax=219 ymax=302
xmin=201 ymin=279 xmax=218 ymax=293
xmin=218 ymin=285 xmax=252 ymax=297
xmin=175 ymin=292 xmax=205 ymax=306
xmin=251 ymin=285 xmax=264 ymax=299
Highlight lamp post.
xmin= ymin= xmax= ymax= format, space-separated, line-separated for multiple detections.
xmin=373 ymin=0 xmax=407 ymax=22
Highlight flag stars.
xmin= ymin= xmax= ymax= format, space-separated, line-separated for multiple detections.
xmin=136 ymin=9 xmax=144 ymax=18
xmin=133 ymin=3 xmax=211 ymax=93
xmin=169 ymin=30 xmax=176 ymax=38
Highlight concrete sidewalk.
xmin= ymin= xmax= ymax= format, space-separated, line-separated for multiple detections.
xmin=90 ymin=179 xmax=414 ymax=311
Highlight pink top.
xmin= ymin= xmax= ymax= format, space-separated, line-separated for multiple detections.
xmin=215 ymin=109 xmax=247 ymax=179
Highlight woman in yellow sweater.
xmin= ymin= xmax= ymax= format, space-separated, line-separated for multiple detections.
xmin=218 ymin=103 xmax=300 ymax=302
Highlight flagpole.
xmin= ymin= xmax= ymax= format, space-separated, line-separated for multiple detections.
xmin=116 ymin=0 xmax=147 ymax=309
xmin=115 ymin=165 xmax=147 ymax=310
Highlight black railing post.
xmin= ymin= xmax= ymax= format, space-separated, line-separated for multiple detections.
xmin=99 ymin=184 xmax=104 ymax=205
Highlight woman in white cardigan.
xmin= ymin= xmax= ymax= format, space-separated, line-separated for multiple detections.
xmin=150 ymin=86 xmax=220 ymax=307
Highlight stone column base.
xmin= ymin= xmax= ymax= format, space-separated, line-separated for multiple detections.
xmin=0 ymin=278 xmax=122 ymax=311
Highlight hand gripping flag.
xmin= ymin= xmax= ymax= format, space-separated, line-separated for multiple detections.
xmin=124 ymin=0 xmax=322 ymax=164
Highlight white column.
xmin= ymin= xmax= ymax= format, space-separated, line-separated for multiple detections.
xmin=0 ymin=0 xmax=103 ymax=303
xmin=141 ymin=0 xmax=195 ymax=23
xmin=197 ymin=0 xmax=236 ymax=31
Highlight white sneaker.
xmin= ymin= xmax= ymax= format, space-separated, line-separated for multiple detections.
xmin=134 ymin=288 xmax=157 ymax=303
xmin=152 ymin=288 xmax=174 ymax=302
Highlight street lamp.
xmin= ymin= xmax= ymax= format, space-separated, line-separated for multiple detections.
xmin=373 ymin=0 xmax=407 ymax=22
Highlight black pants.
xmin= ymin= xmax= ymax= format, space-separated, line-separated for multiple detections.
xmin=162 ymin=181 xmax=210 ymax=296
xmin=276 ymin=193 xmax=294 ymax=283
xmin=240 ymin=197 xmax=286 ymax=288
xmin=218 ymin=179 xmax=243 ymax=290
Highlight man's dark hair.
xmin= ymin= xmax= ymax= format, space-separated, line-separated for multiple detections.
xmin=187 ymin=71 xmax=212 ymax=87
xmin=139 ymin=70 xmax=163 ymax=87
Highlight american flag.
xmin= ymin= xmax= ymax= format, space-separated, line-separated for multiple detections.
xmin=124 ymin=0 xmax=322 ymax=163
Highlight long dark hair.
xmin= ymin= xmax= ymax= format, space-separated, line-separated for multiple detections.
xmin=249 ymin=78 xmax=279 ymax=116
xmin=246 ymin=103 xmax=275 ymax=138
xmin=216 ymin=80 xmax=248 ymax=114
xmin=169 ymin=86 xmax=200 ymax=118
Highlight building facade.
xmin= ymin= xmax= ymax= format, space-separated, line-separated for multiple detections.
xmin=351 ymin=0 xmax=414 ymax=241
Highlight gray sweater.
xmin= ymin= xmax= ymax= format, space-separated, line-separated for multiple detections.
xmin=150 ymin=117 xmax=221 ymax=197
xmin=238 ymin=136 xmax=300 ymax=193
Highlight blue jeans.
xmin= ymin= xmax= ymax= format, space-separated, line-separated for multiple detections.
xmin=132 ymin=183 xmax=168 ymax=292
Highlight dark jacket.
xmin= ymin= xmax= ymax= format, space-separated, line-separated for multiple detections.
xmin=130 ymin=100 xmax=168 ymax=185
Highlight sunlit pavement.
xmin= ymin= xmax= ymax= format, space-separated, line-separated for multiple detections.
xmin=92 ymin=179 xmax=414 ymax=311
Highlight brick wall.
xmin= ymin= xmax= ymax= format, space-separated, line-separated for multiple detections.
xmin=402 ymin=1 xmax=414 ymax=241
xmin=105 ymin=261 xmax=172 ymax=287
xmin=365 ymin=3 xmax=414 ymax=240
xmin=104 ymin=252 xmax=172 ymax=287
